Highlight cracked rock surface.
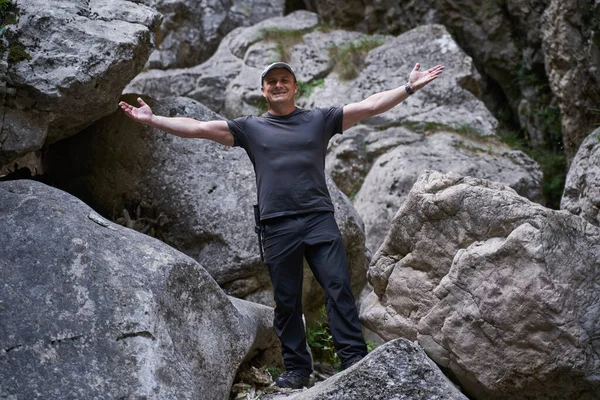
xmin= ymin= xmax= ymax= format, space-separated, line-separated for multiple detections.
xmin=0 ymin=179 xmax=277 ymax=399
xmin=561 ymin=127 xmax=600 ymax=227
xmin=0 ymin=0 xmax=161 ymax=166
xmin=362 ymin=170 xmax=600 ymax=399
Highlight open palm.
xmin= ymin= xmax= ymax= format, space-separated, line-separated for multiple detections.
xmin=409 ymin=63 xmax=444 ymax=91
xmin=119 ymin=97 xmax=154 ymax=124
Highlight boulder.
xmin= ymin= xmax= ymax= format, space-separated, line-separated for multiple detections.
xmin=306 ymin=0 xmax=555 ymax=148
xmin=541 ymin=0 xmax=600 ymax=161
xmin=361 ymin=170 xmax=600 ymax=399
xmin=349 ymin=128 xmax=543 ymax=252
xmin=561 ymin=127 xmax=600 ymax=227
xmin=304 ymin=0 xmax=438 ymax=34
xmin=46 ymin=95 xmax=367 ymax=320
xmin=0 ymin=0 xmax=161 ymax=166
xmin=304 ymin=24 xmax=497 ymax=135
xmin=287 ymin=338 xmax=468 ymax=400
xmin=139 ymin=0 xmax=285 ymax=70
xmin=0 ymin=179 xmax=278 ymax=399
xmin=123 ymin=10 xmax=321 ymax=118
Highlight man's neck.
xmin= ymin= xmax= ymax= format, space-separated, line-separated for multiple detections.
xmin=267 ymin=102 xmax=296 ymax=116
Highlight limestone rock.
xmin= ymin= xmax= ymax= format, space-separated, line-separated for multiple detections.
xmin=304 ymin=24 xmax=497 ymax=136
xmin=361 ymin=170 xmax=600 ymax=399
xmin=561 ymin=127 xmax=600 ymax=227
xmin=329 ymin=126 xmax=543 ymax=252
xmin=0 ymin=179 xmax=278 ymax=399
xmin=124 ymin=10 xmax=321 ymax=118
xmin=0 ymin=0 xmax=161 ymax=166
xmin=123 ymin=30 xmax=245 ymax=116
xmin=287 ymin=338 xmax=468 ymax=400
xmin=46 ymin=95 xmax=367 ymax=319
xmin=140 ymin=0 xmax=285 ymax=70
xmin=305 ymin=0 xmax=438 ymax=34
xmin=541 ymin=0 xmax=600 ymax=161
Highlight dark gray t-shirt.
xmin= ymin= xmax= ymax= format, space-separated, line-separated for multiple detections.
xmin=227 ymin=107 xmax=344 ymax=221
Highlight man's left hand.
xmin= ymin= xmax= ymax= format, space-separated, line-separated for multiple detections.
xmin=409 ymin=63 xmax=444 ymax=91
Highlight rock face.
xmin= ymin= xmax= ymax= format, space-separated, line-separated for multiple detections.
xmin=0 ymin=0 xmax=161 ymax=166
xmin=305 ymin=0 xmax=438 ymax=34
xmin=561 ymin=127 xmax=600 ymax=227
xmin=288 ymin=338 xmax=468 ymax=400
xmin=46 ymin=95 xmax=367 ymax=318
xmin=124 ymin=10 xmax=320 ymax=118
xmin=0 ymin=179 xmax=278 ymax=399
xmin=305 ymin=0 xmax=554 ymax=146
xmin=346 ymin=127 xmax=543 ymax=252
xmin=541 ymin=0 xmax=600 ymax=161
xmin=140 ymin=0 xmax=285 ymax=70
xmin=303 ymin=24 xmax=498 ymax=136
xmin=126 ymin=12 xmax=496 ymax=134
xmin=362 ymin=170 xmax=600 ymax=399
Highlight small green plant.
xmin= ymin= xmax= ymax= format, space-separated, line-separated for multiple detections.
xmin=306 ymin=307 xmax=339 ymax=367
xmin=257 ymin=27 xmax=305 ymax=62
xmin=297 ymin=78 xmax=324 ymax=99
xmin=266 ymin=366 xmax=282 ymax=380
xmin=328 ymin=37 xmax=384 ymax=80
xmin=0 ymin=0 xmax=16 ymax=36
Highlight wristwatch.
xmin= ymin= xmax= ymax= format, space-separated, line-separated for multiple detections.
xmin=405 ymin=83 xmax=415 ymax=96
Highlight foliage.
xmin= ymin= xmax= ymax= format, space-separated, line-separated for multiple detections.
xmin=7 ymin=42 xmax=31 ymax=64
xmin=0 ymin=0 xmax=16 ymax=35
xmin=499 ymin=124 xmax=566 ymax=210
xmin=306 ymin=306 xmax=339 ymax=367
xmin=328 ymin=37 xmax=384 ymax=80
xmin=257 ymin=27 xmax=305 ymax=63
xmin=297 ymin=78 xmax=324 ymax=99
xmin=265 ymin=366 xmax=282 ymax=380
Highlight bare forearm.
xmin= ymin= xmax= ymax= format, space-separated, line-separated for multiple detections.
xmin=147 ymin=115 xmax=202 ymax=138
xmin=362 ymin=85 xmax=411 ymax=117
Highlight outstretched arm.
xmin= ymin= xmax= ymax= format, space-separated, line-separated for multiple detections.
xmin=118 ymin=97 xmax=235 ymax=147
xmin=342 ymin=63 xmax=444 ymax=130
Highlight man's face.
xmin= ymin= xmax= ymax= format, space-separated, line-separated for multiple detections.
xmin=261 ymin=68 xmax=298 ymax=105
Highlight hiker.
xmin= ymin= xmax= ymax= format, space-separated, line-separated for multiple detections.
xmin=119 ymin=61 xmax=443 ymax=389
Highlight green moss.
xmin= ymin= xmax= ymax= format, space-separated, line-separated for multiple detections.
xmin=328 ymin=37 xmax=384 ymax=80
xmin=7 ymin=42 xmax=31 ymax=64
xmin=257 ymin=27 xmax=305 ymax=62
xmin=297 ymin=78 xmax=324 ymax=99
xmin=0 ymin=0 xmax=17 ymax=32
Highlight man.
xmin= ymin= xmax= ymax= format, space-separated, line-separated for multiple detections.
xmin=119 ymin=61 xmax=444 ymax=389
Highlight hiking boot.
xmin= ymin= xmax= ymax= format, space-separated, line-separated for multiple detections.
xmin=275 ymin=370 xmax=310 ymax=389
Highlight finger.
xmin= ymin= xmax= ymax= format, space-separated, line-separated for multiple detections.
xmin=413 ymin=62 xmax=421 ymax=72
xmin=137 ymin=97 xmax=148 ymax=107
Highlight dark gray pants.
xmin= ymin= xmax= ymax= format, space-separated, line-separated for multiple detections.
xmin=262 ymin=211 xmax=367 ymax=374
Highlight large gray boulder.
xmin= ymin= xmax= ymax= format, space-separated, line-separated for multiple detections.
xmin=305 ymin=24 xmax=497 ymax=136
xmin=140 ymin=0 xmax=285 ymax=70
xmin=347 ymin=127 xmax=543 ymax=252
xmin=0 ymin=179 xmax=278 ymax=400
xmin=561 ymin=127 xmax=600 ymax=227
xmin=306 ymin=0 xmax=555 ymax=148
xmin=124 ymin=10 xmax=321 ymax=118
xmin=361 ymin=170 xmax=600 ymax=399
xmin=0 ymin=0 xmax=161 ymax=167
xmin=541 ymin=0 xmax=600 ymax=161
xmin=46 ymin=95 xmax=367 ymax=320
xmin=287 ymin=338 xmax=467 ymax=400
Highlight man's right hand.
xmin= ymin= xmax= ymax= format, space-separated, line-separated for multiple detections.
xmin=119 ymin=97 xmax=154 ymax=125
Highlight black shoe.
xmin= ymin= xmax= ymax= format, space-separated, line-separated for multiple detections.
xmin=342 ymin=354 xmax=365 ymax=370
xmin=275 ymin=370 xmax=310 ymax=389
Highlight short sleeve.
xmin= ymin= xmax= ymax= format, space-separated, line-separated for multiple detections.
xmin=317 ymin=107 xmax=344 ymax=139
xmin=227 ymin=116 xmax=250 ymax=149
